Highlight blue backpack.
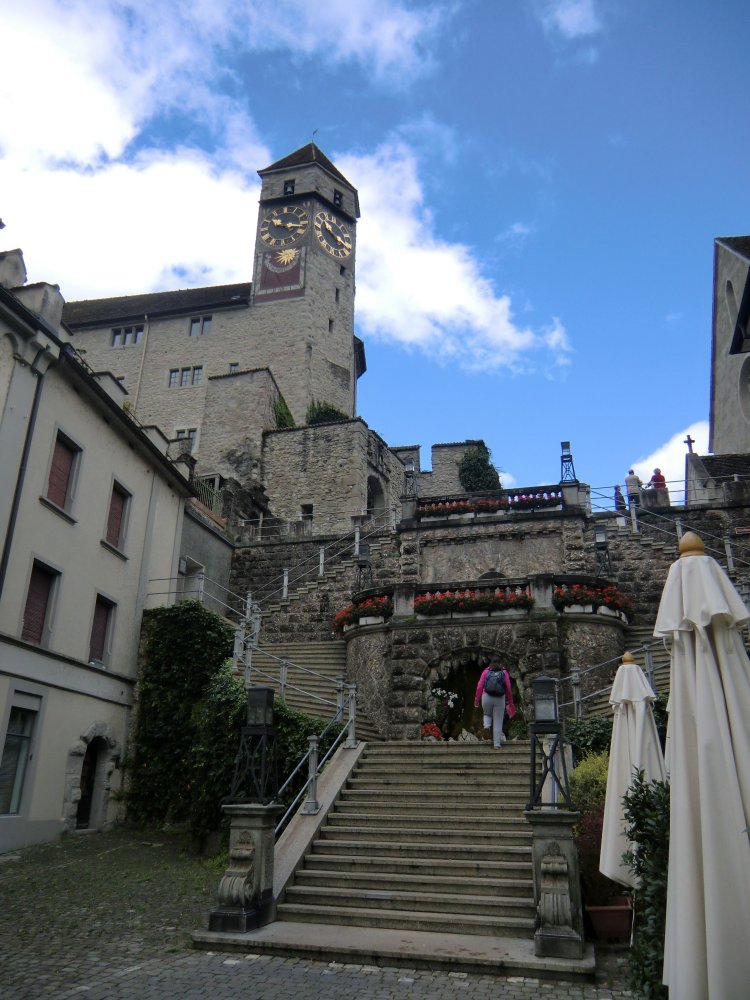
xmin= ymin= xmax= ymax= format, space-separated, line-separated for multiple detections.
xmin=484 ymin=668 xmax=506 ymax=696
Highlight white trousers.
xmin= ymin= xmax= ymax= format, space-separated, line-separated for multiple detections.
xmin=481 ymin=692 xmax=506 ymax=748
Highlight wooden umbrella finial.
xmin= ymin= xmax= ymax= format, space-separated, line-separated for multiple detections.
xmin=622 ymin=651 xmax=636 ymax=664
xmin=679 ymin=530 xmax=705 ymax=558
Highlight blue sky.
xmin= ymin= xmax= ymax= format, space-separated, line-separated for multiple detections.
xmin=2 ymin=1 xmax=748 ymax=505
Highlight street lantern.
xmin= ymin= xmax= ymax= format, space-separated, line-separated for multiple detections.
xmin=228 ymin=686 xmax=278 ymax=804
xmin=528 ymin=676 xmax=573 ymax=810
xmin=532 ymin=676 xmax=558 ymax=724
xmin=354 ymin=542 xmax=373 ymax=592
xmin=403 ymin=459 xmax=418 ymax=497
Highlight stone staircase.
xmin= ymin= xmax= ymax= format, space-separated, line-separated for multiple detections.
xmin=276 ymin=741 xmax=536 ymax=937
xmin=253 ymin=640 xmax=382 ymax=741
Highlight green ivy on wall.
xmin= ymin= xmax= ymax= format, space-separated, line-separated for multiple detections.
xmin=273 ymin=394 xmax=295 ymax=429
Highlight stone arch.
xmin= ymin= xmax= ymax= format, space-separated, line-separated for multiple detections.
xmin=63 ymin=723 xmax=122 ymax=834
xmin=424 ymin=644 xmax=526 ymax=739
xmin=366 ymin=475 xmax=386 ymax=520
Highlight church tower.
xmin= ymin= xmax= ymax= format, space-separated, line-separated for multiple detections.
xmin=252 ymin=144 xmax=366 ymax=424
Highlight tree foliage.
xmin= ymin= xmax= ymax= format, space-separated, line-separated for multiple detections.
xmin=565 ymin=715 xmax=614 ymax=764
xmin=458 ymin=442 xmax=501 ymax=491
xmin=622 ymin=771 xmax=670 ymax=1000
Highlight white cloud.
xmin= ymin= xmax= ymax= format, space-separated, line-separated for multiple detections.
xmin=532 ymin=0 xmax=603 ymax=40
xmin=338 ymin=143 xmax=572 ymax=373
xmin=632 ymin=421 xmax=710 ymax=495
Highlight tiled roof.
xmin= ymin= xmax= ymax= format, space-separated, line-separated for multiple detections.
xmin=63 ymin=282 xmax=252 ymax=328
xmin=716 ymin=236 xmax=750 ymax=260
xmin=700 ymin=453 xmax=750 ymax=478
xmin=260 ymin=143 xmax=354 ymax=189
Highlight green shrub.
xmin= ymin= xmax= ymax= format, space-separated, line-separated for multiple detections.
xmin=273 ymin=394 xmax=295 ymax=429
xmin=623 ymin=771 xmax=670 ymax=1000
xmin=458 ymin=442 xmax=501 ymax=491
xmin=569 ymin=750 xmax=609 ymax=814
xmin=306 ymin=401 xmax=349 ymax=425
xmin=565 ymin=716 xmax=613 ymax=764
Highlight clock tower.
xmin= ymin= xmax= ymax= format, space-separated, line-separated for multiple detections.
xmin=252 ymin=143 xmax=365 ymax=424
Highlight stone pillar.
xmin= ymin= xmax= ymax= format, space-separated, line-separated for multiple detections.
xmin=392 ymin=583 xmax=415 ymax=618
xmin=400 ymin=496 xmax=417 ymax=521
xmin=524 ymin=809 xmax=584 ymax=959
xmin=208 ymin=802 xmax=283 ymax=933
xmin=529 ymin=574 xmax=554 ymax=610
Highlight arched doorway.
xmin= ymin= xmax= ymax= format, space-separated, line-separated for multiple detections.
xmin=366 ymin=476 xmax=386 ymax=521
xmin=426 ymin=646 xmax=525 ymax=740
xmin=76 ymin=736 xmax=107 ymax=829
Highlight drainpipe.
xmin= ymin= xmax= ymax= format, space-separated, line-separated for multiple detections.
xmin=0 ymin=356 xmax=46 ymax=599
xmin=131 ymin=313 xmax=150 ymax=412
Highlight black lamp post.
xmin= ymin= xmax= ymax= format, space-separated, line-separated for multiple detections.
xmin=528 ymin=676 xmax=573 ymax=810
xmin=228 ymin=686 xmax=278 ymax=804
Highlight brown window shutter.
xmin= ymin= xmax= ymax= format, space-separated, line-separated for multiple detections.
xmin=47 ymin=437 xmax=75 ymax=507
xmin=22 ymin=565 xmax=53 ymax=644
xmin=106 ymin=487 xmax=125 ymax=546
xmin=89 ymin=598 xmax=110 ymax=662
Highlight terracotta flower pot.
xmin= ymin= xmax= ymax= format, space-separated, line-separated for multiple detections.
xmin=585 ymin=897 xmax=632 ymax=943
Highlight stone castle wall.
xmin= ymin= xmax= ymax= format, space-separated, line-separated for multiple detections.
xmin=200 ymin=368 xmax=278 ymax=480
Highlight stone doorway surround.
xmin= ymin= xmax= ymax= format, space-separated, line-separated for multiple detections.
xmin=63 ymin=723 xmax=121 ymax=834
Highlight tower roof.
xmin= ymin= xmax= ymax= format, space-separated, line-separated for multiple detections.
xmin=259 ymin=143 xmax=356 ymax=191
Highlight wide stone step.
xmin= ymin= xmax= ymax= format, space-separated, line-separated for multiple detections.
xmin=275 ymin=902 xmax=535 ymax=938
xmin=337 ymin=788 xmax=529 ymax=813
xmin=352 ymin=765 xmax=530 ymax=782
xmin=318 ymin=825 xmax=532 ymax=847
xmin=294 ymin=868 xmax=533 ymax=898
xmin=340 ymin=785 xmax=528 ymax=800
xmin=310 ymin=838 xmax=532 ymax=862
xmin=325 ymin=811 xmax=530 ymax=830
xmin=303 ymin=852 xmax=533 ymax=878
xmin=283 ymin=884 xmax=535 ymax=920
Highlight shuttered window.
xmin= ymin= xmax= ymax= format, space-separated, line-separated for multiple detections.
xmin=105 ymin=485 xmax=128 ymax=548
xmin=47 ymin=436 xmax=76 ymax=508
xmin=21 ymin=563 xmax=56 ymax=645
xmin=89 ymin=597 xmax=113 ymax=663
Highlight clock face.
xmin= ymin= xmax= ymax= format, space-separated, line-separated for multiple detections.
xmin=314 ymin=210 xmax=353 ymax=258
xmin=259 ymin=206 xmax=309 ymax=248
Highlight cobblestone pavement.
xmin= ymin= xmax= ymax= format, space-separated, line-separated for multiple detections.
xmin=0 ymin=828 xmax=635 ymax=1000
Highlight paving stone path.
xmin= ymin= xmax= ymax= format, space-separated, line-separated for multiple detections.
xmin=0 ymin=828 xmax=635 ymax=1000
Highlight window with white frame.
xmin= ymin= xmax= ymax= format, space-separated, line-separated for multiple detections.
xmin=0 ymin=693 xmax=41 ymax=814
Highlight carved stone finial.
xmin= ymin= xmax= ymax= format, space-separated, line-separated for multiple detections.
xmin=679 ymin=530 xmax=705 ymax=558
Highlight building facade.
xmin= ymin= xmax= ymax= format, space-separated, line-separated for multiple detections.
xmin=0 ymin=251 xmax=196 ymax=851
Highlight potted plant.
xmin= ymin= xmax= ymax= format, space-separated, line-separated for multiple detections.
xmin=570 ymin=751 xmax=632 ymax=943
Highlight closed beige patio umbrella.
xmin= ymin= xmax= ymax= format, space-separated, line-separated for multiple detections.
xmin=655 ymin=532 xmax=750 ymax=1000
xmin=599 ymin=652 xmax=666 ymax=887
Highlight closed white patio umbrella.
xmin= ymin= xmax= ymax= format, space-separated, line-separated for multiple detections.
xmin=599 ymin=651 xmax=666 ymax=887
xmin=655 ymin=531 xmax=750 ymax=1000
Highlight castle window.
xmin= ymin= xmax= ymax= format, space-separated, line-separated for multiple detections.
xmin=333 ymin=189 xmax=342 ymax=208
xmin=229 ymin=363 xmax=239 ymax=374
xmin=335 ymin=288 xmax=340 ymax=304
xmin=176 ymin=428 xmax=197 ymax=451
xmin=170 ymin=365 xmax=203 ymax=388
xmin=340 ymin=265 xmax=346 ymax=276
xmin=328 ymin=319 xmax=334 ymax=333
xmin=284 ymin=179 xmax=295 ymax=195
xmin=301 ymin=504 xmax=314 ymax=522
xmin=189 ymin=315 xmax=212 ymax=337
xmin=111 ymin=325 xmax=143 ymax=347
